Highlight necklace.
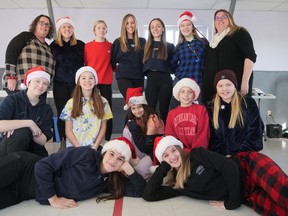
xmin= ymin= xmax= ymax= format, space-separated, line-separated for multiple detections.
xmin=187 ymin=40 xmax=199 ymax=62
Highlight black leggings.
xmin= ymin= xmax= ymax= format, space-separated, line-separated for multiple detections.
xmin=53 ymin=83 xmax=75 ymax=140
xmin=145 ymin=71 xmax=172 ymax=123
xmin=97 ymin=84 xmax=113 ymax=141
xmin=116 ymin=78 xmax=144 ymax=100
xmin=0 ymin=152 xmax=41 ymax=209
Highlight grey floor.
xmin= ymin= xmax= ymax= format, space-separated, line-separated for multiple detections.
xmin=0 ymin=137 xmax=287 ymax=216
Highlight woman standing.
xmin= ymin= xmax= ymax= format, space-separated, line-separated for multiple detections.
xmin=170 ymin=11 xmax=207 ymax=104
xmin=111 ymin=14 xmax=146 ymax=100
xmin=207 ymin=69 xmax=263 ymax=156
xmin=2 ymin=14 xmax=55 ymax=94
xmin=143 ymin=18 xmax=174 ymax=123
xmin=202 ymin=9 xmax=257 ymax=103
xmin=143 ymin=135 xmax=288 ymax=216
xmin=50 ymin=16 xmax=85 ymax=151
xmin=85 ymin=20 xmax=113 ymax=141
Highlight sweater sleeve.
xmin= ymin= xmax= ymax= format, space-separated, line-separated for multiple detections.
xmin=192 ymin=106 xmax=210 ymax=149
xmin=111 ymin=38 xmax=120 ymax=69
xmin=4 ymin=32 xmax=33 ymax=77
xmin=34 ymin=147 xmax=95 ymax=200
xmin=123 ymin=171 xmax=146 ymax=197
xmin=239 ymin=97 xmax=264 ymax=152
xmin=142 ymin=161 xmax=181 ymax=201
xmin=191 ymin=148 xmax=242 ymax=210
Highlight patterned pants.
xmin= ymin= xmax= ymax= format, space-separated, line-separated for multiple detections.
xmin=235 ymin=152 xmax=288 ymax=216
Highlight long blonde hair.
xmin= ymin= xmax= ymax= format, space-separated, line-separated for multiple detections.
xmin=143 ymin=18 xmax=168 ymax=64
xmin=212 ymin=91 xmax=246 ymax=129
xmin=119 ymin=14 xmax=142 ymax=52
xmin=163 ymin=146 xmax=190 ymax=189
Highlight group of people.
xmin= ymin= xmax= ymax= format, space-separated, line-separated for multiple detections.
xmin=0 ymin=9 xmax=287 ymax=216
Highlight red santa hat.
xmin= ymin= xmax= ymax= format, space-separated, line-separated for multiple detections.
xmin=177 ymin=11 xmax=197 ymax=26
xmin=20 ymin=66 xmax=50 ymax=90
xmin=102 ymin=136 xmax=137 ymax=161
xmin=56 ymin=16 xmax=74 ymax=33
xmin=173 ymin=78 xmax=200 ymax=102
xmin=153 ymin=136 xmax=183 ymax=165
xmin=123 ymin=87 xmax=148 ymax=110
xmin=75 ymin=66 xmax=98 ymax=85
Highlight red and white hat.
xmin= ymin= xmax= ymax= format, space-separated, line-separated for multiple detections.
xmin=153 ymin=136 xmax=183 ymax=165
xmin=123 ymin=87 xmax=148 ymax=110
xmin=102 ymin=136 xmax=137 ymax=161
xmin=75 ymin=66 xmax=98 ymax=85
xmin=177 ymin=11 xmax=197 ymax=26
xmin=173 ymin=78 xmax=200 ymax=102
xmin=20 ymin=66 xmax=50 ymax=89
xmin=56 ymin=16 xmax=74 ymax=33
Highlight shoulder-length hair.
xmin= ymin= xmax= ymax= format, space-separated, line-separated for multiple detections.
xmin=127 ymin=104 xmax=162 ymax=134
xmin=119 ymin=14 xmax=142 ymax=52
xmin=29 ymin=14 xmax=54 ymax=39
xmin=93 ymin=20 xmax=108 ymax=42
xmin=70 ymin=84 xmax=104 ymax=119
xmin=55 ymin=30 xmax=77 ymax=47
xmin=143 ymin=18 xmax=168 ymax=64
xmin=213 ymin=9 xmax=243 ymax=36
xmin=212 ymin=90 xmax=246 ymax=129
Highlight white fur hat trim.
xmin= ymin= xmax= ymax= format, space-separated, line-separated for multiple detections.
xmin=155 ymin=136 xmax=183 ymax=163
xmin=75 ymin=66 xmax=98 ymax=85
xmin=173 ymin=78 xmax=200 ymax=102
xmin=102 ymin=140 xmax=132 ymax=161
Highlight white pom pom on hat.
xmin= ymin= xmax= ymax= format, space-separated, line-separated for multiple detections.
xmin=56 ymin=16 xmax=74 ymax=33
xmin=123 ymin=87 xmax=148 ymax=110
xmin=177 ymin=11 xmax=197 ymax=26
xmin=20 ymin=66 xmax=50 ymax=90
xmin=172 ymin=78 xmax=200 ymax=102
xmin=75 ymin=66 xmax=98 ymax=85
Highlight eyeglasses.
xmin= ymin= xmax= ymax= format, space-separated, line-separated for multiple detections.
xmin=38 ymin=21 xmax=51 ymax=28
xmin=214 ymin=15 xmax=228 ymax=21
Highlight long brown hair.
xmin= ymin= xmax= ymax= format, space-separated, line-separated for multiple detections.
xmin=127 ymin=104 xmax=162 ymax=134
xmin=96 ymin=154 xmax=127 ymax=202
xmin=71 ymin=84 xmax=104 ymax=119
xmin=143 ymin=18 xmax=168 ymax=64
xmin=119 ymin=14 xmax=142 ymax=52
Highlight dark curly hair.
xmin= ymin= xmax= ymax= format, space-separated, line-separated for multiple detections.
xmin=29 ymin=14 xmax=54 ymax=39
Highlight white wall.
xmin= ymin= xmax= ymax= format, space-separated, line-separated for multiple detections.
xmin=0 ymin=8 xmax=288 ymax=71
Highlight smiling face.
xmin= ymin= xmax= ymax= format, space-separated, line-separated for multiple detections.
xmin=78 ymin=71 xmax=96 ymax=91
xmin=59 ymin=23 xmax=74 ymax=41
xmin=162 ymin=146 xmax=182 ymax=169
xmin=214 ymin=11 xmax=229 ymax=34
xmin=178 ymin=86 xmax=195 ymax=107
xmin=130 ymin=104 xmax=144 ymax=118
xmin=179 ymin=20 xmax=193 ymax=39
xmin=216 ymin=79 xmax=236 ymax=103
xmin=35 ymin=16 xmax=51 ymax=39
xmin=27 ymin=77 xmax=49 ymax=96
xmin=125 ymin=16 xmax=136 ymax=38
xmin=149 ymin=19 xmax=164 ymax=41
xmin=94 ymin=22 xmax=107 ymax=40
xmin=101 ymin=150 xmax=125 ymax=173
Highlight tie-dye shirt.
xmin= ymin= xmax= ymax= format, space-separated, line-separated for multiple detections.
xmin=60 ymin=96 xmax=113 ymax=147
